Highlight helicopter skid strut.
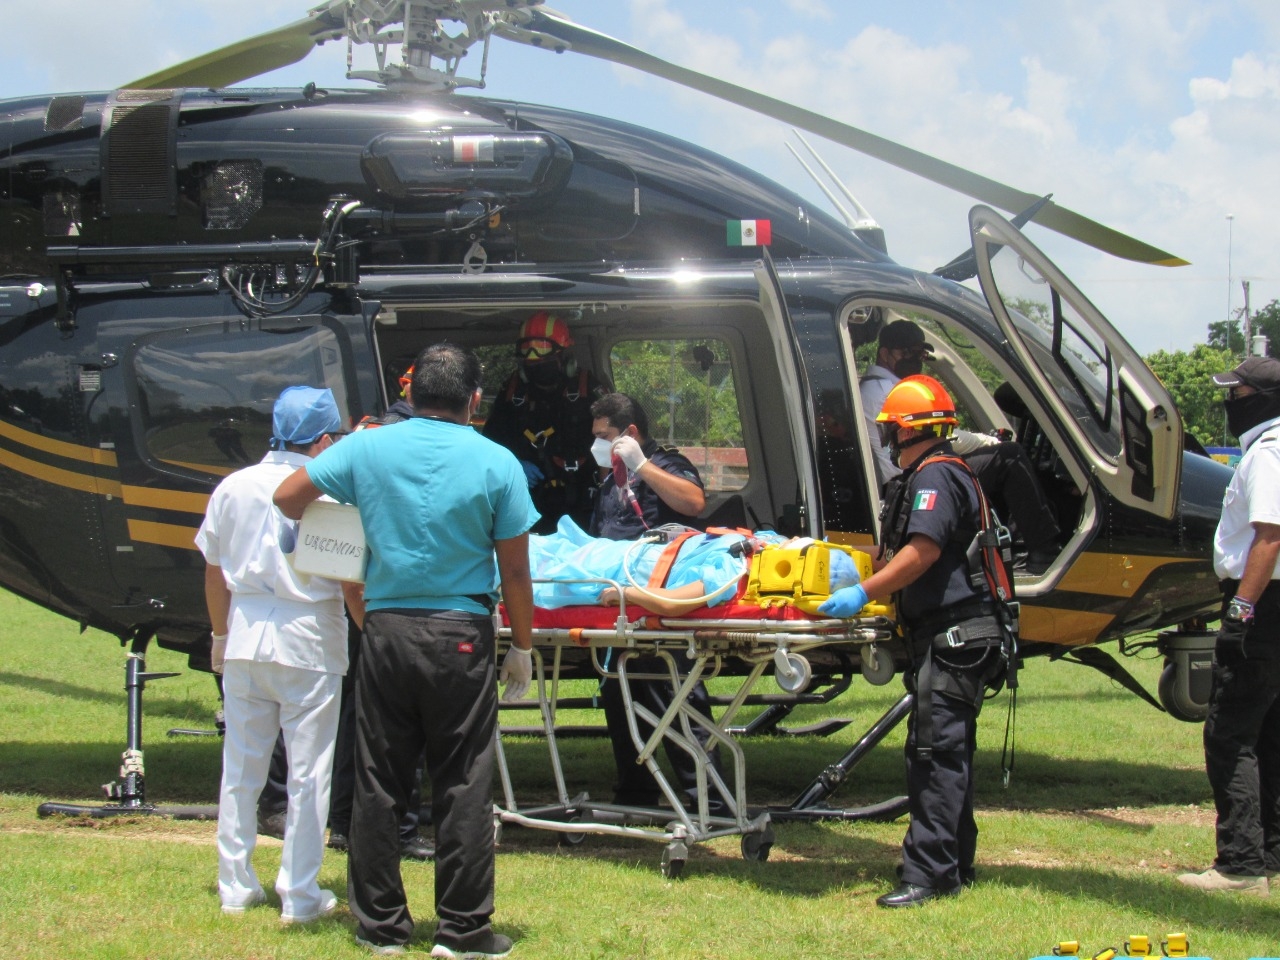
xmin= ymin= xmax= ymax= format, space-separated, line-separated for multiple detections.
xmin=37 ymin=631 xmax=218 ymax=821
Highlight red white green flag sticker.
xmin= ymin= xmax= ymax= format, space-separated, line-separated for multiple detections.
xmin=726 ymin=219 xmax=772 ymax=246
xmin=913 ymin=489 xmax=938 ymax=511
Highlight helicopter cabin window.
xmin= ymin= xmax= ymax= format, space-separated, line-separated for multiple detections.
xmin=608 ymin=338 xmax=748 ymax=494
xmin=130 ymin=321 xmax=352 ymax=478
xmin=982 ymin=251 xmax=1124 ymax=461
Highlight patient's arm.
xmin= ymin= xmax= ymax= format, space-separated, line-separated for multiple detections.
xmin=597 ymin=580 xmax=712 ymax=616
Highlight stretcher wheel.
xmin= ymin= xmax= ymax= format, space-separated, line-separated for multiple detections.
xmin=773 ymin=650 xmax=812 ymax=694
xmin=860 ymin=643 xmax=895 ymax=686
xmin=740 ymin=831 xmax=772 ymax=862
xmin=558 ymin=815 xmax=587 ymax=846
xmin=661 ymin=840 xmax=687 ymax=879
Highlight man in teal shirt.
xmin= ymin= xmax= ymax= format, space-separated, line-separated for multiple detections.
xmin=275 ymin=343 xmax=538 ymax=958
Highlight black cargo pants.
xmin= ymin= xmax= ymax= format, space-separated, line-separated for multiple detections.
xmin=348 ymin=610 xmax=497 ymax=950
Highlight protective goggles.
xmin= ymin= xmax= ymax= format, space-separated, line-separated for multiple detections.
xmin=517 ymin=338 xmax=560 ymax=361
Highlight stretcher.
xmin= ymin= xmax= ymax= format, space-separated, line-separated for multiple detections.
xmin=492 ymin=541 xmax=898 ymax=877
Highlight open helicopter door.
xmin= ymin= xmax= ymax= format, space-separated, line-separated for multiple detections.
xmin=970 ymin=205 xmax=1183 ymax=519
xmin=754 ymin=251 xmax=824 ymax=537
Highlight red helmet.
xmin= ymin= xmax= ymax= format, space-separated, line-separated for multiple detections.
xmin=517 ymin=311 xmax=574 ymax=360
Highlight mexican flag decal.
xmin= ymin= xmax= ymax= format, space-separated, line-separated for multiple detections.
xmin=726 ymin=219 xmax=772 ymax=246
xmin=913 ymin=489 xmax=938 ymax=511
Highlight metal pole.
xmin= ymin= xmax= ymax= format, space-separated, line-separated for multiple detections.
xmin=1227 ymin=214 xmax=1235 ymax=352
xmin=1243 ymin=279 xmax=1252 ymax=356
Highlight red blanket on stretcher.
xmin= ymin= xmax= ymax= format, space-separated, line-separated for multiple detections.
xmin=501 ymin=579 xmax=819 ymax=629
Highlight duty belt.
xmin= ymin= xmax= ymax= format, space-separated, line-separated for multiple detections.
xmin=918 ymin=616 xmax=1005 ymax=651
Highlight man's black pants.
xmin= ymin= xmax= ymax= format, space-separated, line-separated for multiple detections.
xmin=1204 ymin=585 xmax=1280 ymax=876
xmin=349 ymin=611 xmax=497 ymax=950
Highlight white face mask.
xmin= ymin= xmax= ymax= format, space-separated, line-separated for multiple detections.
xmin=590 ymin=436 xmax=613 ymax=468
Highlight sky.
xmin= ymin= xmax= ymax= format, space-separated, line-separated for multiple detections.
xmin=3 ymin=0 xmax=1279 ymax=356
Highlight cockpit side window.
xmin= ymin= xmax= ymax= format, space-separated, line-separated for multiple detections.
xmin=129 ymin=321 xmax=353 ymax=479
xmin=607 ymin=337 xmax=748 ymax=493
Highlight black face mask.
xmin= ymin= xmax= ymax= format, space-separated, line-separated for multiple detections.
xmin=523 ymin=358 xmax=563 ymax=389
xmin=1225 ymin=391 xmax=1280 ymax=439
xmin=892 ymin=355 xmax=924 ymax=378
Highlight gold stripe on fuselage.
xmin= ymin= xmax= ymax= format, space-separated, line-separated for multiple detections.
xmin=0 ymin=446 xmax=122 ymax=497
xmin=121 ymin=485 xmax=209 ymax=515
xmin=1054 ymin=552 xmax=1200 ymax=598
xmin=127 ymin=519 xmax=199 ymax=551
xmin=0 ymin=419 xmax=118 ymax=466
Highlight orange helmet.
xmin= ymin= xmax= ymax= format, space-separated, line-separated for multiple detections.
xmin=875 ymin=375 xmax=957 ymax=463
xmin=516 ymin=311 xmax=573 ymax=360
xmin=875 ymin=374 xmax=958 ymax=430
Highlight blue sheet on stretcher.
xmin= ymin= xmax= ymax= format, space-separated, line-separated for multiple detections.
xmin=527 ymin=517 xmax=774 ymax=609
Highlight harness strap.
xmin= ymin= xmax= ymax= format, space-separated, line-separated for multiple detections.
xmin=646 ymin=532 xmax=700 ymax=588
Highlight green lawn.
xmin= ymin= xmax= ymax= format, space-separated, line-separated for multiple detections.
xmin=1 ymin=590 xmax=1278 ymax=959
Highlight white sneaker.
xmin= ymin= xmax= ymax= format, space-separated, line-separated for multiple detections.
xmin=356 ymin=934 xmax=409 ymax=955
xmin=1176 ymin=867 xmax=1268 ymax=896
xmin=221 ymin=888 xmax=267 ymax=915
xmin=430 ymin=932 xmax=513 ymax=959
xmin=281 ymin=889 xmax=339 ymax=924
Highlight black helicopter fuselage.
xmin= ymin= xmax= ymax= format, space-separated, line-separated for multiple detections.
xmin=0 ymin=87 xmax=1228 ymax=665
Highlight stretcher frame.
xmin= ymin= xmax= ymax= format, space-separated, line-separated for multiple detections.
xmin=493 ymin=576 xmax=894 ymax=877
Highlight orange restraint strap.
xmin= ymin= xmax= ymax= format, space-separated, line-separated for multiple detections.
xmin=646 ymin=531 xmax=700 ymax=589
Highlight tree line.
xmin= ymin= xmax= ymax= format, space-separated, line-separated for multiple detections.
xmin=1144 ymin=298 xmax=1280 ymax=448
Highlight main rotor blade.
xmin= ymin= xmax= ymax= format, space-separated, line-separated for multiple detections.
xmin=125 ymin=4 xmax=346 ymax=90
xmin=527 ymin=11 xmax=1188 ymax=267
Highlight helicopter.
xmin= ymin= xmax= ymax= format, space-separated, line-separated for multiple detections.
xmin=0 ymin=1 xmax=1232 ymax=816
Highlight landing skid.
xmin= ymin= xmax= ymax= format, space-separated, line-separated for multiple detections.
xmin=36 ymin=630 xmax=218 ymax=821
xmin=769 ymin=691 xmax=913 ymax=823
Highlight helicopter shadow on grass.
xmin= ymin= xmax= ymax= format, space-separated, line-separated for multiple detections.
xmin=0 ymin=670 xmax=216 ymax=724
xmin=983 ymin=864 xmax=1280 ymax=941
xmin=496 ymin=813 xmax=906 ymax=897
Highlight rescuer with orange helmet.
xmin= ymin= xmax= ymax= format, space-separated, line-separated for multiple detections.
xmin=482 ymin=311 xmax=608 ymax=533
xmin=820 ymin=374 xmax=1016 ymax=908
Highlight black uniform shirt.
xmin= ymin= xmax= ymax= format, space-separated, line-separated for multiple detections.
xmin=590 ymin=440 xmax=704 ymax=541
xmin=898 ymin=449 xmax=986 ymax=625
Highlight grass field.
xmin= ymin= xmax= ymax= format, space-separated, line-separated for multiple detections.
xmin=2 ymin=590 xmax=1279 ymax=959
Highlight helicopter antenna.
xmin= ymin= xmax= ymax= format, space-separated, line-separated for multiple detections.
xmin=786 ymin=131 xmax=887 ymax=254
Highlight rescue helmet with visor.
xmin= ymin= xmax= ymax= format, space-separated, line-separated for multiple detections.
xmin=516 ymin=311 xmax=574 ymax=360
xmin=875 ymin=374 xmax=958 ymax=466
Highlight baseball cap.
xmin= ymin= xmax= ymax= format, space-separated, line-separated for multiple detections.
xmin=1212 ymin=357 xmax=1280 ymax=391
xmin=878 ymin=319 xmax=933 ymax=353
xmin=271 ymin=386 xmax=342 ymax=448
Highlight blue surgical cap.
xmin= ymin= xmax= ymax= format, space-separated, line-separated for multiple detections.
xmin=271 ymin=386 xmax=342 ymax=450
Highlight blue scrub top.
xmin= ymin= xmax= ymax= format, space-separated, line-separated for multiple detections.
xmin=305 ymin=417 xmax=539 ymax=614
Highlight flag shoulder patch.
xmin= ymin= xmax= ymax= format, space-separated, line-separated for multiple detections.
xmin=912 ymin=489 xmax=939 ymax=511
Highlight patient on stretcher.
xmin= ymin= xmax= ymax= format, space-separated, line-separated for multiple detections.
xmin=528 ymin=518 xmax=861 ymax=616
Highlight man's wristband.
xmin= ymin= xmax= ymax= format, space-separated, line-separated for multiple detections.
xmin=1226 ymin=596 xmax=1255 ymax=622
xmin=212 ymin=632 xmax=228 ymax=642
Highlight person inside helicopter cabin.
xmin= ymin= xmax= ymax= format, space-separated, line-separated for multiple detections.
xmin=859 ymin=318 xmax=1060 ymax=574
xmin=482 ymin=312 xmax=609 ymax=533
xmin=587 ymin=392 xmax=729 ymax=816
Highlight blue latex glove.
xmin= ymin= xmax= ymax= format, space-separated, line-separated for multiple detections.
xmin=520 ymin=460 xmax=544 ymax=488
xmin=818 ymin=583 xmax=869 ymax=618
